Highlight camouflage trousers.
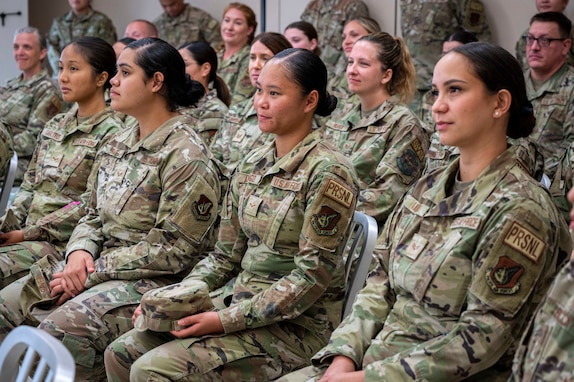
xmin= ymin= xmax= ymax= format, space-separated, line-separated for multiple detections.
xmin=104 ymin=320 xmax=325 ymax=381
xmin=274 ymin=365 xmax=325 ymax=381
xmin=0 ymin=277 xmax=141 ymax=381
xmin=0 ymin=240 xmax=61 ymax=288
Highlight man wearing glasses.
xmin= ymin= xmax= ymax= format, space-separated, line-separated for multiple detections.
xmin=524 ymin=11 xmax=574 ymax=180
xmin=515 ymin=0 xmax=573 ymax=70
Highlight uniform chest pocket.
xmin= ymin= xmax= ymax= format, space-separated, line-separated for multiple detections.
xmin=48 ymin=142 xmax=98 ymax=191
xmin=239 ymin=191 xmax=297 ymax=249
xmin=395 ymin=230 xmax=471 ymax=315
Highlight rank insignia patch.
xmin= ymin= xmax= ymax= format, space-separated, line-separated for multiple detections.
xmin=486 ymin=255 xmax=525 ymax=294
xmin=311 ymin=205 xmax=341 ymax=236
xmin=192 ymin=194 xmax=213 ymax=221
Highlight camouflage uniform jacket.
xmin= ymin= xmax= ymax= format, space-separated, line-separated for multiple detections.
xmin=0 ymin=69 xmax=64 ymax=160
xmin=548 ymin=139 xmax=574 ymax=223
xmin=65 ymin=115 xmax=221 ymax=290
xmin=210 ymin=97 xmax=273 ymax=177
xmin=301 ymin=0 xmax=369 ymax=72
xmin=400 ymin=0 xmax=491 ymax=91
xmin=516 ymin=26 xmax=574 ymax=71
xmin=47 ymin=8 xmax=117 ymax=76
xmin=0 ymin=121 xmax=13 ymax=174
xmin=179 ymin=86 xmax=228 ymax=146
xmin=328 ymin=58 xmax=351 ymax=100
xmin=154 ymin=3 xmax=222 ymax=49
xmin=184 ymin=129 xmax=359 ymax=339
xmin=217 ymin=44 xmax=253 ymax=106
xmin=510 ymin=258 xmax=574 ymax=382
xmin=525 ymin=63 xmax=574 ymax=179
xmin=324 ymin=97 xmax=429 ymax=228
xmin=3 ymin=105 xmax=122 ymax=251
xmin=312 ymin=146 xmax=570 ymax=381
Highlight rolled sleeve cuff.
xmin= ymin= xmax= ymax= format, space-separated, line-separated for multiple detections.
xmin=218 ymin=304 xmax=246 ymax=333
xmin=65 ymin=240 xmax=99 ymax=261
xmin=22 ymin=225 xmax=41 ymax=241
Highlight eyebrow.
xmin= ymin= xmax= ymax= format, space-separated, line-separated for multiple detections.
xmin=432 ymin=78 xmax=468 ymax=87
xmin=117 ymin=63 xmax=133 ymax=69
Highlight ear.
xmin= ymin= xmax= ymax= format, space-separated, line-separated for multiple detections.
xmin=200 ymin=62 xmax=211 ymax=81
xmin=562 ymin=39 xmax=572 ymax=57
xmin=150 ymin=72 xmax=165 ymax=93
xmin=96 ymin=71 xmax=109 ymax=88
xmin=381 ymin=68 xmax=393 ymax=86
xmin=304 ymin=89 xmax=319 ymax=113
xmin=493 ymin=89 xmax=511 ymax=118
xmin=309 ymin=38 xmax=318 ymax=52
xmin=39 ymin=48 xmax=47 ymax=61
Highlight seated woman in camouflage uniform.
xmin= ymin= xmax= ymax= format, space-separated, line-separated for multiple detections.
xmin=324 ymin=31 xmax=429 ymax=230
xmin=178 ymin=41 xmax=231 ymax=146
xmin=0 ymin=38 xmax=222 ymax=381
xmin=210 ymin=32 xmax=292 ymax=176
xmin=0 ymin=37 xmax=122 ymax=288
xmin=217 ymin=2 xmax=257 ymax=105
xmin=104 ymin=48 xmax=360 ymax=381
xmin=327 ymin=17 xmax=381 ymax=100
xmin=279 ymin=43 xmax=571 ymax=382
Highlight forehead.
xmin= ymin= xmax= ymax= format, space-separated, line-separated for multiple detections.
xmin=250 ymin=40 xmax=273 ymax=55
xmin=349 ymin=40 xmax=377 ymax=57
xmin=160 ymin=0 xmax=182 ymax=6
xmin=117 ymin=47 xmax=137 ymax=66
xmin=529 ymin=20 xmax=561 ymax=35
xmin=344 ymin=20 xmax=368 ymax=34
xmin=225 ymin=8 xmax=247 ymax=20
xmin=14 ymin=32 xmax=40 ymax=46
xmin=433 ymin=52 xmax=474 ymax=82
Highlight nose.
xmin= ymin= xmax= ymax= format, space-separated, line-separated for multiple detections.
xmin=110 ymin=72 xmax=119 ymax=86
xmin=431 ymin=91 xmax=447 ymax=114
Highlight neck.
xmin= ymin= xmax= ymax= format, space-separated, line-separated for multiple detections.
xmin=359 ymin=91 xmax=389 ymax=113
xmin=77 ymin=92 xmax=106 ymax=118
xmin=458 ymin=138 xmax=507 ymax=181
xmin=223 ymin=42 xmax=245 ymax=59
xmin=22 ymin=65 xmax=42 ymax=81
xmin=530 ymin=60 xmax=565 ymax=82
xmin=274 ymin=120 xmax=313 ymax=158
xmin=135 ymin=104 xmax=178 ymax=141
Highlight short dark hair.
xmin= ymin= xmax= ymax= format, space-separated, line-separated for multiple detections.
xmin=69 ymin=36 xmax=116 ymax=89
xmin=127 ymin=38 xmax=204 ymax=111
xmin=271 ymin=48 xmax=337 ymax=117
xmin=530 ymin=11 xmax=573 ymax=38
xmin=448 ymin=42 xmax=535 ymax=139
xmin=444 ymin=29 xmax=478 ymax=45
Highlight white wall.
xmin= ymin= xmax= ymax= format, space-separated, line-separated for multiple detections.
xmin=0 ymin=0 xmax=28 ymax=81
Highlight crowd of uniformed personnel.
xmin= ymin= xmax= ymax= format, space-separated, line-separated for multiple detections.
xmin=0 ymin=0 xmax=573 ymax=380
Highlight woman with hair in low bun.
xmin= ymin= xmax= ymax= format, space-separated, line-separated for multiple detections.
xmin=104 ymin=47 xmax=360 ymax=381
xmin=279 ymin=42 xmax=570 ymax=382
xmin=179 ymin=41 xmax=231 ymax=145
xmin=0 ymin=37 xmax=223 ymax=381
xmin=210 ymin=32 xmax=292 ymax=176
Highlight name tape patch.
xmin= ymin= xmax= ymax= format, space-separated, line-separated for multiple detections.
xmin=324 ymin=179 xmax=353 ymax=208
xmin=503 ymin=221 xmax=545 ymax=263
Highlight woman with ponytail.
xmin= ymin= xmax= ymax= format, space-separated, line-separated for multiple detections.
xmin=324 ymin=31 xmax=429 ymax=230
xmin=0 ymin=37 xmax=223 ymax=381
xmin=179 ymin=41 xmax=230 ymax=145
xmin=104 ymin=48 xmax=360 ymax=381
xmin=279 ymin=42 xmax=570 ymax=382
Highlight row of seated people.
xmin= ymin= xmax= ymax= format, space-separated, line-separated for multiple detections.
xmin=0 ymin=23 xmax=571 ymax=381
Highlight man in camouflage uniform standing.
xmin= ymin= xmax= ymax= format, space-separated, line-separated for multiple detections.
xmin=47 ymin=0 xmax=116 ymax=78
xmin=301 ymin=0 xmax=369 ymax=72
xmin=1 ymin=27 xmax=63 ymax=184
xmin=154 ymin=0 xmax=222 ymax=48
xmin=400 ymin=0 xmax=491 ymax=115
xmin=524 ymin=12 xmax=574 ymax=179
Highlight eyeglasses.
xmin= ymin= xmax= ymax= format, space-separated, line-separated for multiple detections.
xmin=524 ymin=35 xmax=566 ymax=48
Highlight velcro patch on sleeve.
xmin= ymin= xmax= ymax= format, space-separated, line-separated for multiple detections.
xmin=503 ymin=221 xmax=546 ymax=263
xmin=324 ymin=179 xmax=354 ymax=208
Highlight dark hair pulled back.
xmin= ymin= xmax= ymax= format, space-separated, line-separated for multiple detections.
xmin=69 ymin=36 xmax=116 ymax=89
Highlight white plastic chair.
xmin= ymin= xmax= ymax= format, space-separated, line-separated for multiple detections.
xmin=342 ymin=211 xmax=378 ymax=319
xmin=0 ymin=152 xmax=17 ymax=216
xmin=0 ymin=325 xmax=75 ymax=382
